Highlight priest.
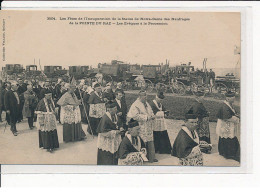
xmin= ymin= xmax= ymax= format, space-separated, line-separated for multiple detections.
xmin=35 ymin=89 xmax=59 ymax=153
xmin=57 ymin=83 xmax=86 ymax=143
xmin=149 ymin=91 xmax=172 ymax=154
xmin=87 ymin=83 xmax=106 ymax=136
xmin=127 ymin=90 xmax=158 ymax=163
xmin=171 ymin=110 xmax=203 ymax=166
xmin=118 ymin=119 xmax=148 ymax=165
xmin=97 ymin=101 xmax=124 ymax=165
xmin=216 ymin=91 xmax=240 ymax=162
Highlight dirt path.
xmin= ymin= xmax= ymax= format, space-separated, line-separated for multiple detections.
xmin=0 ymin=118 xmax=239 ymax=166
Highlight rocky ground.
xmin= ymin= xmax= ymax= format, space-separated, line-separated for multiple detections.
xmin=0 ymin=116 xmax=239 ymax=166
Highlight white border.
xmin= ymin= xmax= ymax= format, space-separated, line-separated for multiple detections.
xmin=0 ymin=2 xmax=253 ymax=174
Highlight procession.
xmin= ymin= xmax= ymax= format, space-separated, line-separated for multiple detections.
xmin=0 ymin=76 xmax=240 ymax=166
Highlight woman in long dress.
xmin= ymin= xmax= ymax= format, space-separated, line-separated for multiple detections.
xmin=57 ymin=83 xmax=86 ymax=143
xmin=35 ymin=89 xmax=59 ymax=153
xmin=216 ymin=91 xmax=240 ymax=162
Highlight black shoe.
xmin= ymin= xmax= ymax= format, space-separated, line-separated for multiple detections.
xmin=30 ymin=126 xmax=35 ymax=130
xmin=47 ymin=149 xmax=53 ymax=153
xmin=153 ymin=159 xmax=158 ymax=163
xmin=13 ymin=132 xmax=17 ymax=136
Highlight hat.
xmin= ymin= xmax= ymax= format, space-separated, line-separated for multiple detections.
xmin=157 ymin=91 xmax=165 ymax=99
xmin=185 ymin=108 xmax=197 ymax=120
xmin=94 ymin=83 xmax=101 ymax=88
xmin=225 ymin=91 xmax=235 ymax=97
xmin=105 ymin=101 xmax=117 ymax=109
xmin=128 ymin=118 xmax=139 ymax=128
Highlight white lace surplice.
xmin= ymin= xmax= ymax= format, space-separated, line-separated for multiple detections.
xmin=154 ymin=111 xmax=166 ymax=132
xmin=97 ymin=130 xmax=122 ymax=154
xmin=89 ymin=103 xmax=106 ymax=118
xmin=36 ymin=98 xmax=57 ymax=132
xmin=216 ymin=101 xmax=240 ymax=139
xmin=60 ymin=105 xmax=81 ymax=124
xmin=127 ymin=99 xmax=155 ymax=142
xmin=216 ymin=119 xmax=240 ymax=139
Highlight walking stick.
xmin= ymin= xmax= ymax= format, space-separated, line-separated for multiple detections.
xmin=4 ymin=121 xmax=8 ymax=133
xmin=78 ymin=87 xmax=94 ymax=138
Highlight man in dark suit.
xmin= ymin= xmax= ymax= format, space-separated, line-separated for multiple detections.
xmin=17 ymin=79 xmax=27 ymax=95
xmin=17 ymin=79 xmax=27 ymax=122
xmin=39 ymin=81 xmax=51 ymax=100
xmin=2 ymin=82 xmax=11 ymax=124
xmin=114 ymin=90 xmax=128 ymax=136
xmin=4 ymin=82 xmax=21 ymax=136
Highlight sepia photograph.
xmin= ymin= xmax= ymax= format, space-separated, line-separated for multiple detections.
xmin=0 ymin=10 xmax=241 ymax=167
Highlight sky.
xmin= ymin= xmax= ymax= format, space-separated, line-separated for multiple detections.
xmin=0 ymin=11 xmax=241 ymax=70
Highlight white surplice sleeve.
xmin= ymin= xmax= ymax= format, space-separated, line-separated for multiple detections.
xmin=127 ymin=103 xmax=148 ymax=122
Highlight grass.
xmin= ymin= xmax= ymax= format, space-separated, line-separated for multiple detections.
xmin=125 ymin=91 xmax=240 ymax=122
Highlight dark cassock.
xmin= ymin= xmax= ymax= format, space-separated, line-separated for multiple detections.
xmin=115 ymin=87 xmax=127 ymax=110
xmin=188 ymin=92 xmax=211 ymax=144
xmin=57 ymin=87 xmax=67 ymax=123
xmin=82 ymin=86 xmax=93 ymax=124
xmin=114 ymin=92 xmax=128 ymax=136
xmin=216 ymin=92 xmax=240 ymax=162
xmin=171 ymin=113 xmax=203 ymax=166
xmin=35 ymin=91 xmax=59 ymax=152
xmin=87 ymin=84 xmax=106 ymax=136
xmin=149 ymin=92 xmax=172 ymax=154
xmin=75 ymin=87 xmax=86 ymax=125
xmin=97 ymin=102 xmax=123 ymax=165
xmin=118 ymin=119 xmax=148 ymax=165
xmin=57 ymin=90 xmax=86 ymax=143
xmin=54 ymin=83 xmax=62 ymax=101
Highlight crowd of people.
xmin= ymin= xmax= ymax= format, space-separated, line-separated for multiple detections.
xmin=0 ymin=77 xmax=240 ymax=165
